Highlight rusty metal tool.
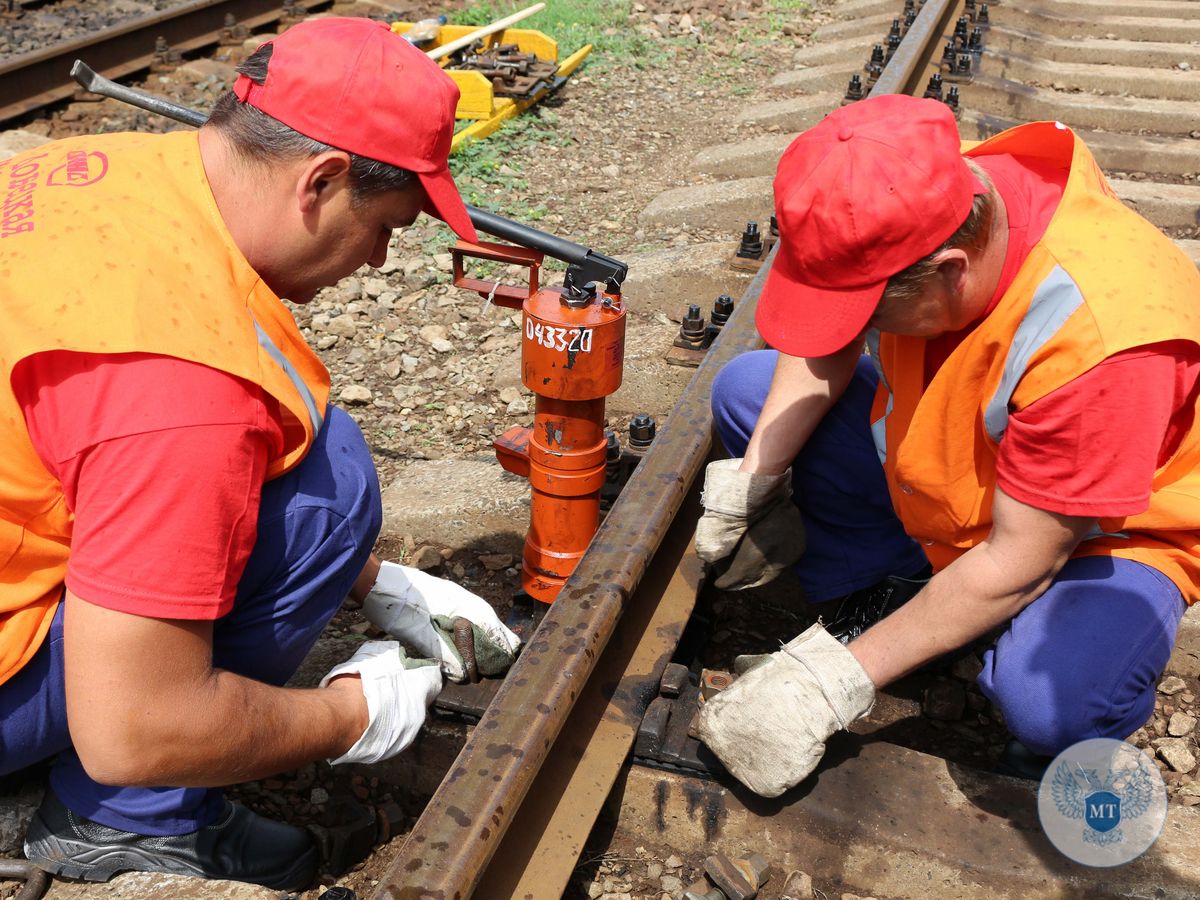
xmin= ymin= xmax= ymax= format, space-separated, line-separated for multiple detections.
xmin=705 ymin=851 xmax=772 ymax=900
xmin=0 ymin=859 xmax=50 ymax=900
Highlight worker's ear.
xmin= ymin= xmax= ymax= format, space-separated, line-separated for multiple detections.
xmin=295 ymin=150 xmax=353 ymax=214
xmin=931 ymin=247 xmax=970 ymax=298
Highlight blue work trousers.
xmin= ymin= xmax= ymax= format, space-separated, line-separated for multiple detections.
xmin=0 ymin=406 xmax=381 ymax=835
xmin=712 ymin=350 xmax=1186 ymax=755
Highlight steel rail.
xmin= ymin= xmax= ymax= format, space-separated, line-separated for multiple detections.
xmin=0 ymin=0 xmax=329 ymax=124
xmin=376 ymin=2 xmax=958 ymax=895
xmin=869 ymin=0 xmax=960 ymax=98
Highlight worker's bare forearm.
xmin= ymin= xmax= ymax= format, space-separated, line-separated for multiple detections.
xmin=128 ymin=670 xmax=367 ymax=787
xmin=847 ymin=546 xmax=1048 ymax=686
xmin=63 ymin=591 xmax=368 ymax=787
xmin=741 ymin=343 xmax=861 ymax=476
xmin=351 ymin=553 xmax=382 ymax=602
xmin=848 ymin=489 xmax=1095 ymax=687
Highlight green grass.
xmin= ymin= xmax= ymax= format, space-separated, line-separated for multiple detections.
xmin=448 ymin=108 xmax=567 ymax=218
xmin=448 ymin=0 xmax=670 ymax=70
xmin=764 ymin=0 xmax=812 ymax=36
xmin=444 ymin=0 xmax=682 ymax=219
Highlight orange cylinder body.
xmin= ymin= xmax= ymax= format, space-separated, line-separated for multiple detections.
xmin=513 ymin=287 xmax=625 ymax=602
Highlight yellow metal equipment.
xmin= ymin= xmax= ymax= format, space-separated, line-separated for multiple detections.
xmin=390 ymin=21 xmax=592 ymax=151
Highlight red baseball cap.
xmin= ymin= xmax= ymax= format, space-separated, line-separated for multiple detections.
xmin=756 ymin=94 xmax=987 ymax=357
xmin=232 ymin=17 xmax=477 ymax=241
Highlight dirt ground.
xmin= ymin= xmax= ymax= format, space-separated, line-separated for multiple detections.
xmin=5 ymin=0 xmax=1200 ymax=897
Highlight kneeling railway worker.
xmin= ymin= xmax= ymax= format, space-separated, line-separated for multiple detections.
xmin=694 ymin=94 xmax=1200 ymax=797
xmin=0 ymin=17 xmax=518 ymax=890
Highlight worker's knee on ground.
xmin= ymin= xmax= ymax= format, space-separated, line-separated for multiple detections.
xmin=710 ymin=350 xmax=776 ymax=454
xmin=234 ymin=404 xmax=381 ymax=623
xmin=983 ymin=672 xmax=1155 ymax=759
xmin=309 ymin=405 xmax=383 ymax=539
xmin=709 ymin=355 xmax=742 ymax=416
xmin=987 ymin=688 xmax=1092 ymax=758
xmin=265 ymin=405 xmax=382 ymax=550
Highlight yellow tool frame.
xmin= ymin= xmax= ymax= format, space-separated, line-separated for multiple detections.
xmin=390 ymin=22 xmax=592 ymax=151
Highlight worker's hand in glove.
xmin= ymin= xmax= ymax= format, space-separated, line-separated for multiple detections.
xmin=321 ymin=641 xmax=442 ymax=765
xmin=695 ymin=623 xmax=875 ymax=797
xmin=362 ymin=561 xmax=521 ymax=683
xmin=694 ymin=458 xmax=806 ymax=590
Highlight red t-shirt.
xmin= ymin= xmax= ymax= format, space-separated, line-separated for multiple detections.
xmin=923 ymin=154 xmax=1200 ymax=518
xmin=14 ymin=351 xmax=283 ymax=619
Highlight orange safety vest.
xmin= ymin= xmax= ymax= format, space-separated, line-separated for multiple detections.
xmin=0 ymin=131 xmax=331 ymax=685
xmin=869 ymin=121 xmax=1200 ymax=602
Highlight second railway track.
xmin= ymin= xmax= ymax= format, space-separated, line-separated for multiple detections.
xmin=0 ymin=0 xmax=332 ymax=122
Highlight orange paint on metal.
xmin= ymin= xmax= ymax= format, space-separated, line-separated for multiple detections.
xmin=453 ymin=239 xmax=626 ymax=603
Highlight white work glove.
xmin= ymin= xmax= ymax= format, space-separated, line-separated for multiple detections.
xmin=320 ymin=641 xmax=442 ymax=766
xmin=695 ymin=458 xmax=806 ymax=590
xmin=695 ymin=623 xmax=875 ymax=797
xmin=362 ymin=561 xmax=521 ymax=683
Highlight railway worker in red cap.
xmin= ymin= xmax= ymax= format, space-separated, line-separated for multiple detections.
xmin=0 ymin=17 xmax=519 ymax=889
xmin=693 ymin=93 xmax=1200 ymax=797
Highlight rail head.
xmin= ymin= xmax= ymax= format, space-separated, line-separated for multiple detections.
xmin=869 ymin=0 xmax=961 ymax=98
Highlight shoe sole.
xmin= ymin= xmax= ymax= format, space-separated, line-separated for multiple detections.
xmin=25 ymin=807 xmax=320 ymax=890
xmin=29 ymin=833 xmax=317 ymax=888
xmin=25 ymin=830 xmax=205 ymax=882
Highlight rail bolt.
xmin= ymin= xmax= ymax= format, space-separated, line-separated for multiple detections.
xmin=923 ymin=72 xmax=944 ymax=101
xmin=710 ymin=294 xmax=735 ymax=329
xmin=941 ymin=41 xmax=957 ymax=69
xmin=736 ymin=221 xmax=764 ymax=259
xmin=677 ymin=304 xmax=709 ymax=349
xmin=844 ymin=73 xmax=865 ymax=103
xmin=945 ymin=85 xmax=961 ymax=116
xmin=700 ymin=668 xmax=735 ymax=701
xmin=629 ymin=413 xmax=657 ymax=449
xmin=885 ymin=31 xmax=901 ymax=62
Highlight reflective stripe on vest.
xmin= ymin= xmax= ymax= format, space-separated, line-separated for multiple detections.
xmin=253 ymin=320 xmax=324 ymax=435
xmin=876 ymin=265 xmax=1127 ymax=541
xmin=982 ymin=265 xmax=1084 ymax=443
xmin=866 ymin=329 xmax=891 ymax=464
xmin=870 ymin=266 xmax=1083 ymax=463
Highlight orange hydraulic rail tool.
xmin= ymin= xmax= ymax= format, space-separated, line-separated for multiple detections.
xmin=452 ymin=227 xmax=627 ymax=604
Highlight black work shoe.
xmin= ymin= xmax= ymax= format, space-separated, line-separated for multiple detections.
xmin=996 ymin=738 xmax=1054 ymax=782
xmin=24 ymin=790 xmax=318 ymax=891
xmin=823 ymin=568 xmax=932 ymax=645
